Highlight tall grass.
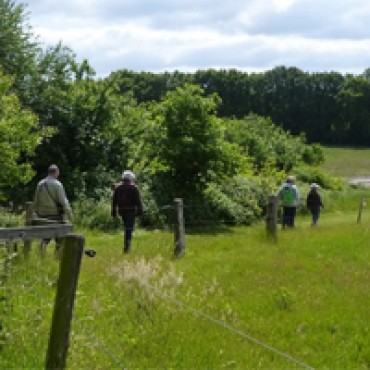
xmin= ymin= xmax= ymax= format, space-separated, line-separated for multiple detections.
xmin=1 ymin=210 xmax=370 ymax=369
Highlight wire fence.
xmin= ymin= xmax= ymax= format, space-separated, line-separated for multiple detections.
xmin=4 ymin=197 xmax=366 ymax=368
xmin=74 ymin=315 xmax=126 ymax=369
xmin=93 ymin=255 xmax=314 ymax=370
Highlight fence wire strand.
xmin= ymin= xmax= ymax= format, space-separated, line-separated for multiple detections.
xmin=74 ymin=316 xmax=126 ymax=369
xmin=98 ymin=256 xmax=314 ymax=370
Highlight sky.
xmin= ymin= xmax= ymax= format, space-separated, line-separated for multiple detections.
xmin=26 ymin=0 xmax=370 ymax=77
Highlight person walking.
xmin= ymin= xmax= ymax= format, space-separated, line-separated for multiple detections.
xmin=112 ymin=170 xmax=143 ymax=253
xmin=306 ymin=183 xmax=323 ymax=226
xmin=33 ymin=164 xmax=73 ymax=252
xmin=277 ymin=175 xmax=300 ymax=228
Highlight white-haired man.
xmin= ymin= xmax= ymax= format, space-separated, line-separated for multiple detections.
xmin=112 ymin=170 xmax=143 ymax=253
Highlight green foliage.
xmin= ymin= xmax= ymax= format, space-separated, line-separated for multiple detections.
xmin=152 ymin=84 xmax=244 ymax=194
xmin=73 ymin=198 xmax=121 ymax=232
xmin=203 ymin=176 xmax=264 ymax=225
xmin=302 ymin=143 xmax=324 ymax=165
xmin=0 ymin=207 xmax=22 ymax=227
xmin=0 ymin=0 xmax=39 ymax=92
xmin=0 ymin=72 xmax=51 ymax=199
xmin=295 ymin=165 xmax=344 ymax=190
xmin=224 ymin=114 xmax=324 ymax=172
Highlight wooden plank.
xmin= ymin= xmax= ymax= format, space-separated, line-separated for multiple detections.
xmin=0 ymin=224 xmax=73 ymax=241
xmin=45 ymin=234 xmax=84 ymax=370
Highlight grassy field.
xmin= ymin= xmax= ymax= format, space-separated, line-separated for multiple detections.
xmin=1 ymin=208 xmax=370 ymax=369
xmin=322 ymin=147 xmax=370 ymax=178
xmin=2 ymin=147 xmax=370 ymax=369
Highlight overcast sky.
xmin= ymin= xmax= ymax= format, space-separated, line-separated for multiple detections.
xmin=26 ymin=0 xmax=370 ymax=77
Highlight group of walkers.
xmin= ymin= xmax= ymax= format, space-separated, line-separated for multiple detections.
xmin=32 ymin=165 xmax=322 ymax=254
xmin=278 ymin=175 xmax=323 ymax=228
xmin=33 ymin=165 xmax=143 ymax=254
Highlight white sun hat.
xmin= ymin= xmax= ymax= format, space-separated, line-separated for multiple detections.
xmin=122 ymin=170 xmax=136 ymax=181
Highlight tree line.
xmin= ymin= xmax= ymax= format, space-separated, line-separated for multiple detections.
xmin=110 ymin=67 xmax=370 ymax=145
xmin=0 ymin=0 xmax=352 ymax=226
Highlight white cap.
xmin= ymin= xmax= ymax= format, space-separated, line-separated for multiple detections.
xmin=122 ymin=170 xmax=135 ymax=181
xmin=310 ymin=183 xmax=319 ymax=188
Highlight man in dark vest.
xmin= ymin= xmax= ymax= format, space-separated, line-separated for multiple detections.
xmin=112 ymin=170 xmax=143 ymax=253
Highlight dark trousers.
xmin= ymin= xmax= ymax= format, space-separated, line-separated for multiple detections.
xmin=310 ymin=207 xmax=320 ymax=225
xmin=38 ymin=215 xmax=64 ymax=252
xmin=121 ymin=213 xmax=136 ymax=252
xmin=282 ymin=207 xmax=296 ymax=228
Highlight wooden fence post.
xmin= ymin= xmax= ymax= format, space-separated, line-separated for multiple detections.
xmin=173 ymin=198 xmax=185 ymax=257
xmin=266 ymin=195 xmax=278 ymax=239
xmin=357 ymin=197 xmax=366 ymax=224
xmin=24 ymin=202 xmax=34 ymax=257
xmin=45 ymin=234 xmax=84 ymax=370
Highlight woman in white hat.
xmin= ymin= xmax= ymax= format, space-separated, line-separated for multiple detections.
xmin=306 ymin=183 xmax=323 ymax=226
xmin=112 ymin=170 xmax=143 ymax=253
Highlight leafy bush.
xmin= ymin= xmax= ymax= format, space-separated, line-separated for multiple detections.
xmin=139 ymin=183 xmax=166 ymax=228
xmin=202 ymin=176 xmax=265 ymax=225
xmin=295 ymin=166 xmax=344 ymax=190
xmin=224 ymin=114 xmax=324 ymax=171
xmin=0 ymin=208 xmax=22 ymax=228
xmin=302 ymin=143 xmax=324 ymax=165
xmin=73 ymin=198 xmax=121 ymax=231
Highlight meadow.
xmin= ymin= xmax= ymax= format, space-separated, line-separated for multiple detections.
xmin=1 ymin=147 xmax=370 ymax=369
xmin=1 ymin=206 xmax=370 ymax=369
xmin=322 ymin=146 xmax=370 ymax=178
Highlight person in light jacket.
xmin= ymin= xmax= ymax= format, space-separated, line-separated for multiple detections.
xmin=277 ymin=176 xmax=300 ymax=228
xmin=33 ymin=164 xmax=73 ymax=251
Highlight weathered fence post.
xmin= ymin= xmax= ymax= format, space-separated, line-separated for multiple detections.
xmin=45 ymin=234 xmax=84 ymax=370
xmin=23 ymin=202 xmax=34 ymax=257
xmin=174 ymin=198 xmax=185 ymax=257
xmin=357 ymin=197 xmax=366 ymax=224
xmin=266 ymin=195 xmax=278 ymax=239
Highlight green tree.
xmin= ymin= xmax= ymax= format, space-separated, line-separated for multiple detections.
xmin=224 ymin=114 xmax=323 ymax=172
xmin=0 ymin=0 xmax=39 ymax=95
xmin=0 ymin=72 xmax=49 ymax=199
xmin=29 ymin=47 xmax=143 ymax=199
xmin=150 ymin=84 xmax=244 ymax=201
xmin=336 ymin=76 xmax=370 ymax=144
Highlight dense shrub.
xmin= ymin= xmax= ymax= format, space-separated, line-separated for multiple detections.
xmin=73 ymin=198 xmax=121 ymax=231
xmin=224 ymin=114 xmax=324 ymax=171
xmin=203 ymin=177 xmax=264 ymax=225
xmin=295 ymin=166 xmax=344 ymax=190
xmin=0 ymin=208 xmax=22 ymax=228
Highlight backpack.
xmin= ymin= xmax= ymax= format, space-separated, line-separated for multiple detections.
xmin=281 ymin=186 xmax=296 ymax=206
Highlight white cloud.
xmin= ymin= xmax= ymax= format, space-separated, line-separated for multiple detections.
xmin=26 ymin=0 xmax=370 ymax=76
